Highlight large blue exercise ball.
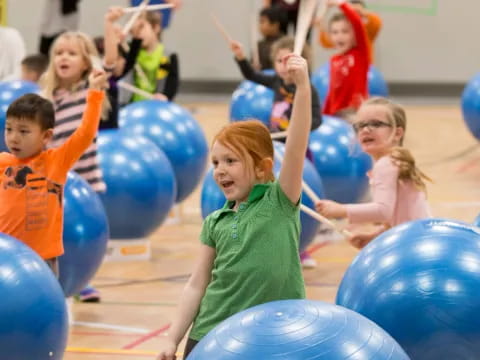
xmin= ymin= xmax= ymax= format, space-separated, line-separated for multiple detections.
xmin=59 ymin=172 xmax=109 ymax=297
xmin=337 ymin=218 xmax=480 ymax=360
xmin=0 ymin=233 xmax=68 ymax=360
xmin=97 ymin=129 xmax=176 ymax=239
xmin=473 ymin=213 xmax=480 ymax=227
xmin=119 ymin=100 xmax=208 ymax=202
xmin=312 ymin=63 xmax=389 ymax=104
xmin=0 ymin=80 xmax=40 ymax=151
xmin=199 ymin=141 xmax=324 ymax=251
xmin=230 ymin=77 xmax=274 ymax=127
xmin=308 ymin=115 xmax=371 ymax=203
xmin=188 ymin=299 xmax=410 ymax=360
xmin=461 ymin=73 xmax=480 ymax=140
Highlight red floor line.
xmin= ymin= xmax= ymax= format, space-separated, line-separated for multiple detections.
xmin=306 ymin=241 xmax=330 ymax=256
xmin=122 ymin=323 xmax=171 ymax=350
xmin=71 ymin=331 xmax=161 ymax=338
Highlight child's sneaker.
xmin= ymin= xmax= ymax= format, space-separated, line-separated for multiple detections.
xmin=78 ymin=286 xmax=101 ymax=303
xmin=300 ymin=251 xmax=317 ymax=269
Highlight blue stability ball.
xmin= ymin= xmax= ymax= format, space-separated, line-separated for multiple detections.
xmin=308 ymin=115 xmax=371 ymax=203
xmin=337 ymin=218 xmax=480 ymax=360
xmin=119 ymin=100 xmax=208 ymax=202
xmin=473 ymin=213 xmax=480 ymax=227
xmin=0 ymin=80 xmax=40 ymax=151
xmin=97 ymin=129 xmax=176 ymax=239
xmin=59 ymin=172 xmax=109 ymax=297
xmin=199 ymin=141 xmax=324 ymax=251
xmin=230 ymin=78 xmax=274 ymax=127
xmin=312 ymin=63 xmax=389 ymax=104
xmin=188 ymin=299 xmax=410 ymax=360
xmin=0 ymin=233 xmax=68 ymax=360
xmin=461 ymin=73 xmax=480 ymax=140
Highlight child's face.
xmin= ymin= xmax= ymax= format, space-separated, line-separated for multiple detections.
xmin=21 ymin=65 xmax=40 ymax=83
xmin=273 ymin=48 xmax=293 ymax=83
xmin=134 ymin=18 xmax=161 ymax=49
xmin=4 ymin=117 xmax=52 ymax=159
xmin=211 ymin=141 xmax=258 ymax=205
xmin=329 ymin=19 xmax=355 ymax=53
xmin=53 ymin=38 xmax=89 ymax=85
xmin=353 ymin=104 xmax=404 ymax=159
xmin=259 ymin=16 xmax=279 ymax=37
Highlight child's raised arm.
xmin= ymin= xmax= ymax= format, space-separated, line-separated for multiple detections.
xmin=278 ymin=54 xmax=311 ymax=204
xmin=104 ymin=7 xmax=125 ymax=70
xmin=336 ymin=0 xmax=370 ymax=62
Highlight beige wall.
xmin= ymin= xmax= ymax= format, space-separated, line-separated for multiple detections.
xmin=7 ymin=0 xmax=479 ymax=83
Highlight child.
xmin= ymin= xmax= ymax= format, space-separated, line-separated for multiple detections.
xmin=21 ymin=54 xmax=49 ymax=83
xmin=0 ymin=70 xmax=106 ymax=275
xmin=97 ymin=6 xmax=143 ymax=129
xmin=231 ymin=36 xmax=321 ymax=134
xmin=322 ymin=0 xmax=370 ymax=117
xmin=156 ymin=53 xmax=311 ymax=360
xmin=41 ymin=31 xmax=107 ymax=302
xmin=129 ymin=11 xmax=179 ymax=102
xmin=317 ymin=0 xmax=382 ymax=63
xmin=315 ymin=97 xmax=432 ymax=249
xmin=256 ymin=5 xmax=288 ymax=70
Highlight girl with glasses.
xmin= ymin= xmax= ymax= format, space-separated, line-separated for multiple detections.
xmin=315 ymin=97 xmax=432 ymax=249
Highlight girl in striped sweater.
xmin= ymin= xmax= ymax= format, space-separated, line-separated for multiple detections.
xmin=41 ymin=31 xmax=107 ymax=302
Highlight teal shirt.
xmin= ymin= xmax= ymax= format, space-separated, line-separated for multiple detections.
xmin=189 ymin=181 xmax=306 ymax=341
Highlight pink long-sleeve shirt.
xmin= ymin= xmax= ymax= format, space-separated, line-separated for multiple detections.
xmin=346 ymin=156 xmax=431 ymax=226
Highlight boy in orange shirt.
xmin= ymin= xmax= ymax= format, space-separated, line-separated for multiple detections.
xmin=0 ymin=69 xmax=106 ymax=275
xmin=317 ymin=0 xmax=381 ymax=62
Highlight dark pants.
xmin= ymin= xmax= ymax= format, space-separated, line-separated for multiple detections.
xmin=183 ymin=338 xmax=199 ymax=359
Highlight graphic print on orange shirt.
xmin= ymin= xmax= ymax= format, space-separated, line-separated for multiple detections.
xmin=2 ymin=165 xmax=62 ymax=231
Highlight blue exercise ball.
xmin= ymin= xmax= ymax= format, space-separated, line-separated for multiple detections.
xmin=337 ymin=218 xmax=480 ymax=360
xmin=312 ymin=63 xmax=389 ymax=104
xmin=119 ymin=100 xmax=208 ymax=202
xmin=308 ymin=115 xmax=371 ymax=203
xmin=199 ymin=141 xmax=324 ymax=251
xmin=230 ymin=79 xmax=274 ymax=127
xmin=188 ymin=299 xmax=410 ymax=360
xmin=473 ymin=213 xmax=480 ymax=227
xmin=0 ymin=233 xmax=68 ymax=360
xmin=461 ymin=73 xmax=480 ymax=140
xmin=97 ymin=129 xmax=176 ymax=239
xmin=0 ymin=80 xmax=40 ymax=151
xmin=59 ymin=172 xmax=109 ymax=297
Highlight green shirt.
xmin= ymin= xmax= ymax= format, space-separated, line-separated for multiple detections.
xmin=133 ymin=44 xmax=166 ymax=102
xmin=189 ymin=181 xmax=306 ymax=341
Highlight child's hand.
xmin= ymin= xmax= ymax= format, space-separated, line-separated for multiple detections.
xmin=105 ymin=6 xmax=124 ymax=23
xmin=88 ymin=69 xmax=109 ymax=91
xmin=315 ymin=199 xmax=347 ymax=218
xmin=348 ymin=232 xmax=374 ymax=249
xmin=156 ymin=338 xmax=178 ymax=360
xmin=153 ymin=93 xmax=168 ymax=101
xmin=327 ymin=0 xmax=340 ymax=8
xmin=230 ymin=40 xmax=246 ymax=60
xmin=285 ymin=54 xmax=309 ymax=87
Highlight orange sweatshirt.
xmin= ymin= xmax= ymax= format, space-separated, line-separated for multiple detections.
xmin=319 ymin=12 xmax=382 ymax=63
xmin=0 ymin=89 xmax=105 ymax=259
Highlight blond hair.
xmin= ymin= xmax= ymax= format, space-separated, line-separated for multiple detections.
xmin=40 ymin=31 xmax=109 ymax=117
xmin=213 ymin=120 xmax=275 ymax=182
xmin=361 ymin=97 xmax=432 ymax=191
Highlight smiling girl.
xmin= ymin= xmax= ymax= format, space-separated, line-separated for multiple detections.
xmin=315 ymin=97 xmax=432 ymax=249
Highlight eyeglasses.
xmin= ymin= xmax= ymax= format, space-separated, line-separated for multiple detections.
xmin=352 ymin=120 xmax=392 ymax=133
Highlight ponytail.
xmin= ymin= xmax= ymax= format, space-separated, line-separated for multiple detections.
xmin=389 ymin=147 xmax=432 ymax=192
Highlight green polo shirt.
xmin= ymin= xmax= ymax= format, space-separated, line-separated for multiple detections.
xmin=189 ymin=180 xmax=306 ymax=341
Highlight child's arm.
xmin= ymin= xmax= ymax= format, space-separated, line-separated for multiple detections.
xmin=118 ymin=37 xmax=142 ymax=78
xmin=278 ymin=54 xmax=312 ymax=204
xmin=310 ymin=85 xmax=322 ymax=130
xmin=157 ymin=244 xmax=215 ymax=360
xmin=230 ymin=40 xmax=277 ymax=89
xmin=54 ymin=70 xmax=107 ymax=170
xmin=160 ymin=53 xmax=179 ymax=101
xmin=104 ymin=7 xmax=125 ymax=71
xmin=315 ymin=157 xmax=398 ymax=223
xmin=337 ymin=0 xmax=370 ymax=62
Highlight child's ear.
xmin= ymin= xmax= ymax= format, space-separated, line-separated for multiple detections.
xmin=42 ymin=129 xmax=54 ymax=146
xmin=256 ymin=157 xmax=274 ymax=181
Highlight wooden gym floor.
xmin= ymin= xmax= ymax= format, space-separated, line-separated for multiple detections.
xmin=65 ymin=100 xmax=480 ymax=359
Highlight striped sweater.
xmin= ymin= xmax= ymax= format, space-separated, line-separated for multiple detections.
xmin=48 ymin=82 xmax=106 ymax=192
